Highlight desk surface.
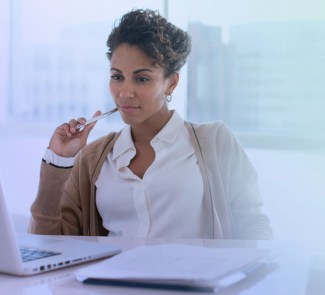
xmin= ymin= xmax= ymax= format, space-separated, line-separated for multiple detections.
xmin=0 ymin=236 xmax=324 ymax=295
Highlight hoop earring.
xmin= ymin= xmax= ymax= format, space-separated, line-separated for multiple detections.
xmin=166 ymin=93 xmax=173 ymax=102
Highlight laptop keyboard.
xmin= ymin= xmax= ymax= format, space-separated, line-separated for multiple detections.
xmin=20 ymin=247 xmax=61 ymax=262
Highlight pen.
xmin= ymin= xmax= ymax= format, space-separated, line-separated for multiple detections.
xmin=76 ymin=107 xmax=118 ymax=130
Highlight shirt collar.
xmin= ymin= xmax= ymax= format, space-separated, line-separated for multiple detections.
xmin=111 ymin=110 xmax=184 ymax=161
xmin=152 ymin=110 xmax=184 ymax=144
xmin=111 ymin=125 xmax=134 ymax=161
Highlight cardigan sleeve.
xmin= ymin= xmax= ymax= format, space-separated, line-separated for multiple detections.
xmin=29 ymin=133 xmax=117 ymax=236
xmin=191 ymin=121 xmax=273 ymax=240
xmin=28 ymin=160 xmax=82 ymax=235
xmin=216 ymin=123 xmax=273 ymax=240
xmin=29 ymin=152 xmax=86 ymax=236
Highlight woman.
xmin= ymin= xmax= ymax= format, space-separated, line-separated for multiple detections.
xmin=29 ymin=9 xmax=273 ymax=240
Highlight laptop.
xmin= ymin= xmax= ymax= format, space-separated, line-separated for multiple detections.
xmin=0 ymin=181 xmax=121 ymax=276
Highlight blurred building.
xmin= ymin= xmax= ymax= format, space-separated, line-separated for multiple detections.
xmin=6 ymin=8 xmax=325 ymax=140
xmin=227 ymin=21 xmax=325 ymax=137
xmin=187 ymin=21 xmax=325 ymax=140
xmin=9 ymin=11 xmax=114 ymax=124
xmin=187 ymin=23 xmax=226 ymax=123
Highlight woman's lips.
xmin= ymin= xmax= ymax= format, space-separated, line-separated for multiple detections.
xmin=118 ymin=105 xmax=140 ymax=113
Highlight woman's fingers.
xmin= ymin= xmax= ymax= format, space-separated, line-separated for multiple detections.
xmin=55 ymin=110 xmax=102 ymax=139
xmin=80 ymin=110 xmax=102 ymax=131
xmin=48 ymin=111 xmax=103 ymax=157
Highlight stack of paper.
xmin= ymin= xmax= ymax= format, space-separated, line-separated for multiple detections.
xmin=75 ymin=244 xmax=270 ymax=292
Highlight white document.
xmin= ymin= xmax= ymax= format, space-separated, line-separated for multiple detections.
xmin=75 ymin=244 xmax=270 ymax=291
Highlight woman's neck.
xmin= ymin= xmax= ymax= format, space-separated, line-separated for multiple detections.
xmin=131 ymin=110 xmax=172 ymax=143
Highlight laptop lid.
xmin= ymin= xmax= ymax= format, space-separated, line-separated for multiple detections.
xmin=0 ymin=182 xmax=121 ymax=276
xmin=0 ymin=181 xmax=24 ymax=274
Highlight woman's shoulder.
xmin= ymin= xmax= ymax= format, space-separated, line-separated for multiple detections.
xmin=79 ymin=131 xmax=120 ymax=159
xmin=185 ymin=120 xmax=234 ymax=139
xmin=185 ymin=120 xmax=244 ymax=155
xmin=88 ymin=132 xmax=118 ymax=148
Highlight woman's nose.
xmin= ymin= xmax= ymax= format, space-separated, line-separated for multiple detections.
xmin=119 ymin=81 xmax=135 ymax=98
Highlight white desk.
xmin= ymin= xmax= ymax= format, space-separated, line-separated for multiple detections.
xmin=0 ymin=237 xmax=324 ymax=295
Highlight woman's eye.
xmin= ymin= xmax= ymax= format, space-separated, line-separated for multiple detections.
xmin=136 ymin=77 xmax=149 ymax=82
xmin=111 ymin=74 xmax=123 ymax=81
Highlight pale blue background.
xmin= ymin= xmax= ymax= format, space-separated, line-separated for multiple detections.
xmin=0 ymin=0 xmax=324 ymax=241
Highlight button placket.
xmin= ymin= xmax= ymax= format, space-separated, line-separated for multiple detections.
xmin=133 ymin=180 xmax=150 ymax=237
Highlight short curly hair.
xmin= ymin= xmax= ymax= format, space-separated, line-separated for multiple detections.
xmin=106 ymin=9 xmax=192 ymax=77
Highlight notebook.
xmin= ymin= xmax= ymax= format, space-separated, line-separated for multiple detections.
xmin=0 ymin=181 xmax=121 ymax=276
xmin=76 ymin=244 xmax=272 ymax=292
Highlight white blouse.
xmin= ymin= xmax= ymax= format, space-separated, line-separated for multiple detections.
xmin=95 ymin=111 xmax=206 ymax=238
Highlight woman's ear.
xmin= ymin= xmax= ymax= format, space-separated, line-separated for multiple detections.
xmin=167 ymin=72 xmax=179 ymax=95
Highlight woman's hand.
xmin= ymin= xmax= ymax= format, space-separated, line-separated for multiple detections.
xmin=48 ymin=111 xmax=101 ymax=157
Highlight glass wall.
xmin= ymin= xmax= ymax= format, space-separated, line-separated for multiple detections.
xmin=170 ymin=0 xmax=325 ymax=147
xmin=168 ymin=0 xmax=325 ymax=241
xmin=2 ymin=0 xmax=165 ymax=127
xmin=1 ymin=0 xmax=325 ymax=240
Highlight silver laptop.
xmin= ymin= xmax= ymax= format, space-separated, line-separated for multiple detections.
xmin=0 ymin=182 xmax=121 ymax=276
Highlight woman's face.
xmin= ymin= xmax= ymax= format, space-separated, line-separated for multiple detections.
xmin=109 ymin=43 xmax=178 ymax=127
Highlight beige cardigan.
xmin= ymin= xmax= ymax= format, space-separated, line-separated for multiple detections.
xmin=29 ymin=121 xmax=273 ymax=239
